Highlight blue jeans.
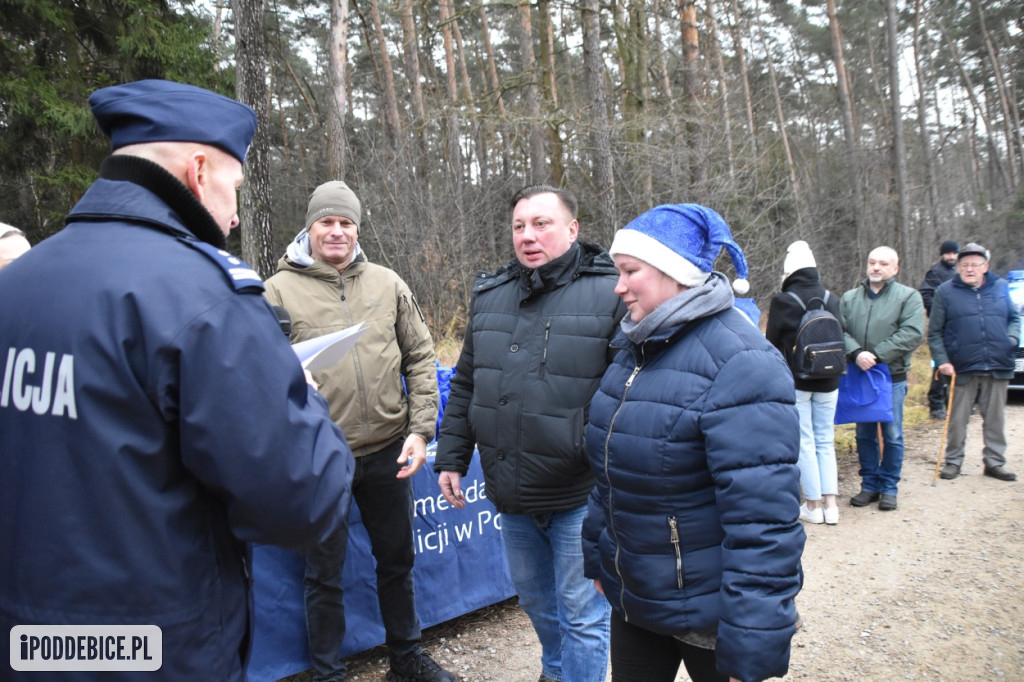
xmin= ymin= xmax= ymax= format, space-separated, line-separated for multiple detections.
xmin=303 ymin=441 xmax=420 ymax=681
xmin=500 ymin=504 xmax=611 ymax=682
xmin=795 ymin=389 xmax=839 ymax=500
xmin=854 ymin=380 xmax=908 ymax=496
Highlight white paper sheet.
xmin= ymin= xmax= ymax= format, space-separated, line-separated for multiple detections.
xmin=291 ymin=322 xmax=368 ymax=372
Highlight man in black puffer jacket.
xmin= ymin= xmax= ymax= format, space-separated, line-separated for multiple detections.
xmin=919 ymin=240 xmax=959 ymax=418
xmin=435 ymin=185 xmax=625 ymax=682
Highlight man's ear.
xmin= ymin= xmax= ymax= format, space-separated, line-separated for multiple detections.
xmin=183 ymin=150 xmax=209 ymax=201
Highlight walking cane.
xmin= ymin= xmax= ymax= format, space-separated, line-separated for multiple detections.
xmin=931 ymin=369 xmax=956 ymax=486
xmin=877 ymin=423 xmax=884 ymax=464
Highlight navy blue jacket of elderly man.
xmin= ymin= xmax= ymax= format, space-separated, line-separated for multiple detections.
xmin=929 ymin=242 xmax=1020 ymax=483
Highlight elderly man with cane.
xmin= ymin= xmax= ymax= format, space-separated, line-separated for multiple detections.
xmin=930 ymin=242 xmax=1019 ymax=482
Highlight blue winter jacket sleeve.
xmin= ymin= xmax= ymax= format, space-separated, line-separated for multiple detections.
xmin=703 ymin=345 xmax=804 ymax=682
xmin=155 ymin=294 xmax=354 ymax=549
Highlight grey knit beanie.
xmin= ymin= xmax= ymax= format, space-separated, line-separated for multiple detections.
xmin=305 ymin=181 xmax=361 ymax=231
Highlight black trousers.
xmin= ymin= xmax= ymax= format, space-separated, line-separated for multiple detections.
xmin=303 ymin=441 xmax=420 ymax=680
xmin=609 ymin=609 xmax=727 ymax=682
xmin=927 ymin=370 xmax=950 ymax=412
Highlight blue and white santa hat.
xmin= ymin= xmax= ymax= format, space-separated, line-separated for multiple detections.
xmin=609 ymin=203 xmax=750 ymax=295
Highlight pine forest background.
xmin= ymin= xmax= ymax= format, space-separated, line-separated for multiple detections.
xmin=1 ymin=0 xmax=1022 ymax=339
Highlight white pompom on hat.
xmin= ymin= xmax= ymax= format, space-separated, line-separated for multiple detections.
xmin=609 ymin=204 xmax=750 ymax=295
xmin=783 ymin=240 xmax=816 ymax=278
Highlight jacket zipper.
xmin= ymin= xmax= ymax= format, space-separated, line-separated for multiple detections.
xmin=668 ymin=516 xmax=683 ymax=589
xmin=605 ymin=348 xmax=644 ymax=620
xmin=539 ymin=320 xmax=551 ymax=379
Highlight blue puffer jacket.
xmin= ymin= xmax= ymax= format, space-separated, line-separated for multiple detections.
xmin=0 ymin=156 xmax=354 ymax=681
xmin=583 ymin=307 xmax=804 ymax=682
xmin=928 ymin=273 xmax=1020 ymax=379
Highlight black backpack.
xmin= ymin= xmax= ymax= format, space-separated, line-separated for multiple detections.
xmin=786 ymin=291 xmax=846 ymax=380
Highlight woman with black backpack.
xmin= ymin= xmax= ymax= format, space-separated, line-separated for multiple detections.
xmin=766 ymin=240 xmax=844 ymax=525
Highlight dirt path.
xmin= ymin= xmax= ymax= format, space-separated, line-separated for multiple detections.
xmin=286 ymin=400 xmax=1024 ymax=681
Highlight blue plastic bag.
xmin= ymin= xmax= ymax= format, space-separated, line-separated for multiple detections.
xmin=834 ymin=363 xmax=894 ymax=424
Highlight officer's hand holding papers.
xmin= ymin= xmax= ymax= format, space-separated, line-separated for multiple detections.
xmin=291 ymin=322 xmax=368 ymax=372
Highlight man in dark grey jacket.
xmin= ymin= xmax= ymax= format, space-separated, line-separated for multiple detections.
xmin=434 ymin=185 xmax=625 ymax=682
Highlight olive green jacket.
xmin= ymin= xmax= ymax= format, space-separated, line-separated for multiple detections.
xmin=840 ymin=278 xmax=926 ymax=380
xmin=264 ymin=252 xmax=438 ymax=456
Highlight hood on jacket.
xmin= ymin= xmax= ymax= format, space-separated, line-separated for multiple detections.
xmin=283 ymin=227 xmax=363 ymax=270
xmin=782 ymin=267 xmax=821 ymax=290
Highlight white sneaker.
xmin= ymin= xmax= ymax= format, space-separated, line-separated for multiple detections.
xmin=799 ymin=503 xmax=824 ymax=524
xmin=823 ymin=506 xmax=839 ymax=525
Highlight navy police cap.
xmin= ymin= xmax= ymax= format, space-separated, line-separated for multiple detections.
xmin=89 ymin=79 xmax=257 ymax=163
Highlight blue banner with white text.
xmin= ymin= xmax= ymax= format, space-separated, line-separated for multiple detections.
xmin=247 ymin=448 xmax=514 ymax=682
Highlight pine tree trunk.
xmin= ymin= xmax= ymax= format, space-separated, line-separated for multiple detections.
xmin=826 ymin=0 xmax=865 ymax=245
xmin=679 ymin=0 xmax=704 ymax=186
xmin=756 ymin=0 xmax=801 ymax=220
xmin=537 ymin=0 xmax=564 ymax=186
xmin=368 ymin=0 xmax=403 ymax=142
xmin=912 ymin=0 xmax=939 ymax=250
xmin=884 ymin=0 xmax=909 ymax=259
xmin=326 ymin=0 xmax=349 ymax=181
xmin=728 ymin=0 xmax=757 ymax=158
xmin=581 ymin=0 xmax=615 ymax=242
xmin=706 ymin=0 xmax=734 ymax=180
xmin=973 ymin=0 xmax=1021 ymax=187
xmin=478 ymin=4 xmax=513 ymax=187
xmin=232 ymin=0 xmax=275 ymax=278
xmin=397 ymin=0 xmax=428 ymax=183
xmin=517 ymin=0 xmax=547 ymax=184
xmin=614 ymin=1 xmax=651 ymax=202
xmin=439 ymin=0 xmax=465 ymax=249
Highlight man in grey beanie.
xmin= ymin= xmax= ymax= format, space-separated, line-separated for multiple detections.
xmin=265 ymin=181 xmax=454 ymax=682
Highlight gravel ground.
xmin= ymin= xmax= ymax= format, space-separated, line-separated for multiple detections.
xmin=283 ymin=399 xmax=1024 ymax=681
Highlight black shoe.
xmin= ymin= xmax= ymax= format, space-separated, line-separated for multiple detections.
xmin=983 ymin=466 xmax=1017 ymax=482
xmin=538 ymin=676 xmax=558 ymax=682
xmin=850 ymin=490 xmax=880 ymax=507
xmin=387 ymin=651 xmax=458 ymax=682
xmin=930 ymin=409 xmax=946 ymax=420
xmin=878 ymin=494 xmax=898 ymax=511
xmin=939 ymin=464 xmax=960 ymax=480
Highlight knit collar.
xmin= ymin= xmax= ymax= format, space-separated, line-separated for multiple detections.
xmin=620 ymin=271 xmax=734 ymax=345
xmin=96 ymin=155 xmax=227 ymax=249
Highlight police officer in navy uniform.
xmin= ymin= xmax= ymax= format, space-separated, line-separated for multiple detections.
xmin=0 ymin=80 xmax=355 ymax=681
